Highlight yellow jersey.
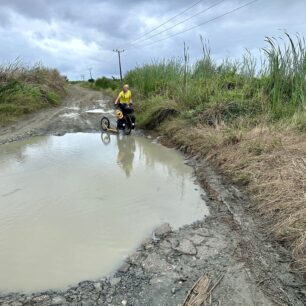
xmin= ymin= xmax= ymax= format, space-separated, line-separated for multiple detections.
xmin=119 ymin=90 xmax=132 ymax=104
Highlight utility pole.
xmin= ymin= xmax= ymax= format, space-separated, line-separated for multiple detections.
xmin=88 ymin=67 xmax=93 ymax=80
xmin=113 ymin=49 xmax=125 ymax=82
xmin=80 ymin=74 xmax=85 ymax=82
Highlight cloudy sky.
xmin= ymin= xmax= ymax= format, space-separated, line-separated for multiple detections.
xmin=0 ymin=0 xmax=305 ymax=80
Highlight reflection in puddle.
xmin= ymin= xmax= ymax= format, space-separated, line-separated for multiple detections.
xmin=0 ymin=133 xmax=208 ymax=293
xmin=116 ymin=135 xmax=136 ymax=177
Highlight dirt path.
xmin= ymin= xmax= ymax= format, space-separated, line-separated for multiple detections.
xmin=0 ymin=86 xmax=306 ymax=305
xmin=0 ymin=85 xmax=113 ymax=145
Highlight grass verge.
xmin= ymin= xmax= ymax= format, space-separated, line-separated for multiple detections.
xmin=0 ymin=61 xmax=67 ymax=126
xmin=159 ymin=120 xmax=306 ymax=274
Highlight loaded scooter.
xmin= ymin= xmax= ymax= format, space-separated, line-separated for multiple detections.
xmin=100 ymin=104 xmax=135 ymax=135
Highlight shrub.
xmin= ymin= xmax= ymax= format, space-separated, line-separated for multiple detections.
xmin=95 ymin=77 xmax=120 ymax=90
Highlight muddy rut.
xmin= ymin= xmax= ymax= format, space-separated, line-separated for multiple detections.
xmin=0 ymin=86 xmax=306 ymax=306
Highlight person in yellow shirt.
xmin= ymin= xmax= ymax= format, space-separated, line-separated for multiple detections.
xmin=115 ymin=84 xmax=133 ymax=105
xmin=114 ymin=84 xmax=135 ymax=129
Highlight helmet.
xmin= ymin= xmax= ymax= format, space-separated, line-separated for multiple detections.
xmin=116 ymin=110 xmax=123 ymax=119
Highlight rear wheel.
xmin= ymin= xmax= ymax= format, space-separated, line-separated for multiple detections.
xmin=124 ymin=115 xmax=132 ymax=135
xmin=100 ymin=117 xmax=110 ymax=131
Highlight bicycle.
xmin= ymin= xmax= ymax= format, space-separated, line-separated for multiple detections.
xmin=100 ymin=104 xmax=134 ymax=135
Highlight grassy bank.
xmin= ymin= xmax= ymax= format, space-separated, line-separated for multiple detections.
xmin=124 ymin=34 xmax=306 ymax=274
xmin=161 ymin=121 xmax=306 ymax=271
xmin=127 ymin=34 xmax=306 ymax=130
xmin=0 ymin=61 xmax=66 ymax=125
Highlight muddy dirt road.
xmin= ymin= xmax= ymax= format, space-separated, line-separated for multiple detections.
xmin=0 ymin=86 xmax=306 ymax=305
xmin=0 ymin=86 xmax=112 ymax=145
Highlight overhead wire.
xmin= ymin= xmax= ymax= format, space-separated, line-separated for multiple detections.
xmin=124 ymin=0 xmax=205 ymax=47
xmin=128 ymin=0 xmax=226 ymax=47
xmin=127 ymin=0 xmax=259 ymax=50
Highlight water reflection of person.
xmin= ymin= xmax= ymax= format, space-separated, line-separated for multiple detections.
xmin=116 ymin=135 xmax=136 ymax=178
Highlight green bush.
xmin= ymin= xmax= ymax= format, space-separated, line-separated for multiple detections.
xmin=95 ymin=77 xmax=120 ymax=90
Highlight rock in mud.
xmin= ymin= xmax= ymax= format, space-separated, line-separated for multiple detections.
xmin=110 ymin=277 xmax=121 ymax=286
xmin=142 ymin=253 xmax=173 ymax=273
xmin=168 ymin=238 xmax=179 ymax=248
xmin=118 ymin=263 xmax=130 ymax=273
xmin=189 ymin=234 xmax=205 ymax=245
xmin=93 ymin=282 xmax=102 ymax=291
xmin=128 ymin=251 xmax=142 ymax=265
xmin=154 ymin=223 xmax=172 ymax=237
xmin=32 ymin=295 xmax=50 ymax=303
xmin=171 ymin=287 xmax=177 ymax=294
xmin=141 ymin=237 xmax=153 ymax=250
xmin=51 ymin=296 xmax=66 ymax=305
xmin=106 ymin=296 xmax=113 ymax=303
xmin=78 ymin=281 xmax=95 ymax=291
xmin=173 ymin=239 xmax=197 ymax=255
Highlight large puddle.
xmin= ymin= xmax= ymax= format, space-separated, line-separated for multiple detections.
xmin=0 ymin=133 xmax=208 ymax=293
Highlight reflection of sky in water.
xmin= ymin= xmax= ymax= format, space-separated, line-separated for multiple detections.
xmin=0 ymin=133 xmax=208 ymax=293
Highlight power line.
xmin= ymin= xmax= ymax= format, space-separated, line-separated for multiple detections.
xmin=123 ymin=0 xmax=204 ymax=47
xmin=113 ymin=49 xmax=125 ymax=82
xmin=129 ymin=0 xmax=226 ymax=47
xmin=129 ymin=0 xmax=259 ymax=50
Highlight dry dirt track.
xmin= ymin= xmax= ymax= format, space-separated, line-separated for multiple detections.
xmin=0 ymin=86 xmax=306 ymax=305
xmin=0 ymin=85 xmax=113 ymax=145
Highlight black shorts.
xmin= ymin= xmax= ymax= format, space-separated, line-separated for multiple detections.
xmin=119 ymin=103 xmax=134 ymax=115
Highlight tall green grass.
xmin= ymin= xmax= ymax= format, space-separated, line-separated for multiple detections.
xmin=0 ymin=60 xmax=66 ymax=125
xmin=125 ymin=33 xmax=306 ymax=129
xmin=262 ymin=34 xmax=306 ymax=120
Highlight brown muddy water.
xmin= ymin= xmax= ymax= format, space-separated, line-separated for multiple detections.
xmin=0 ymin=133 xmax=208 ymax=293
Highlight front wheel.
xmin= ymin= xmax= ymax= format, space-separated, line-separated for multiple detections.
xmin=100 ymin=117 xmax=110 ymax=131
